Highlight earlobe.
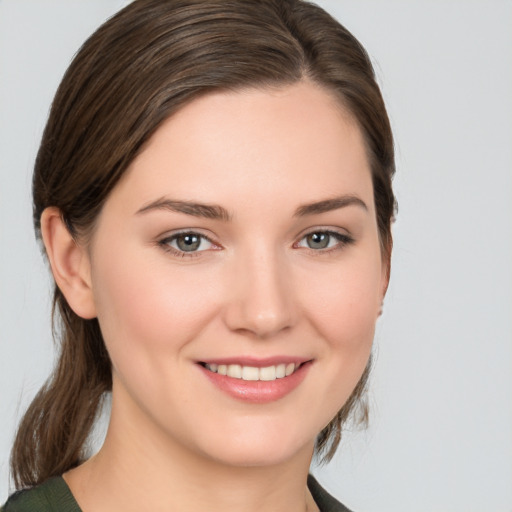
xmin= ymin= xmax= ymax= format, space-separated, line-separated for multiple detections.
xmin=40 ymin=207 xmax=97 ymax=319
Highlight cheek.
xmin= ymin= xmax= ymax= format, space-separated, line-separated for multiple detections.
xmin=303 ymin=254 xmax=382 ymax=351
xmin=89 ymin=247 xmax=220 ymax=368
xmin=296 ymin=248 xmax=383 ymax=419
xmin=292 ymin=294 xmax=377 ymax=441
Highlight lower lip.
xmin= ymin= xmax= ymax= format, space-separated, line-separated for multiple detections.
xmin=198 ymin=362 xmax=312 ymax=404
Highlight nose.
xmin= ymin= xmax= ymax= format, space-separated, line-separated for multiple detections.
xmin=223 ymin=248 xmax=297 ymax=339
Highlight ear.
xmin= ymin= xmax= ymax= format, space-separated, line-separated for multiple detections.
xmin=40 ymin=207 xmax=97 ymax=319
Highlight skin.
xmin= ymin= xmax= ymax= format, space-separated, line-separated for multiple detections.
xmin=42 ymin=81 xmax=388 ymax=512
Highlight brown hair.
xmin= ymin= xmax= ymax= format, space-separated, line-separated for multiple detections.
xmin=11 ymin=0 xmax=395 ymax=488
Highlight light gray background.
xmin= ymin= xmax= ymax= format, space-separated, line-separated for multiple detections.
xmin=1 ymin=1 xmax=511 ymax=510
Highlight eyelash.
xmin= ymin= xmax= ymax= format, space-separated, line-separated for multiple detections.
xmin=158 ymin=229 xmax=354 ymax=258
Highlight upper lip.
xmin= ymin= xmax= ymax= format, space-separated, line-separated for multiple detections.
xmin=198 ymin=356 xmax=312 ymax=367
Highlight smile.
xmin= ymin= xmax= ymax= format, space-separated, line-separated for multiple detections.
xmin=198 ymin=359 xmax=312 ymax=403
xmin=203 ymin=362 xmax=299 ymax=381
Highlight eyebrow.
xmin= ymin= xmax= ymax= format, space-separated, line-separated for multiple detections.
xmin=136 ymin=198 xmax=231 ymax=221
xmin=294 ymin=195 xmax=368 ymax=217
xmin=136 ymin=194 xmax=367 ymax=221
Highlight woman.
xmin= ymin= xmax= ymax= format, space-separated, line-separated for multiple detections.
xmin=3 ymin=0 xmax=395 ymax=510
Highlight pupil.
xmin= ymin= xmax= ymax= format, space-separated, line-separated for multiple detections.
xmin=177 ymin=234 xmax=200 ymax=251
xmin=308 ymin=232 xmax=329 ymax=249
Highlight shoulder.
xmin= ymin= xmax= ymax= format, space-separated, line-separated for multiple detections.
xmin=2 ymin=477 xmax=82 ymax=512
xmin=308 ymin=474 xmax=354 ymax=512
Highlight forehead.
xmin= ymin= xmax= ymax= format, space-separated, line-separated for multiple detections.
xmin=110 ymin=81 xmax=374 ymax=217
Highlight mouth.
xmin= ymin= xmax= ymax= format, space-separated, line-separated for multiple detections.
xmin=199 ymin=361 xmax=305 ymax=382
xmin=197 ymin=358 xmax=312 ymax=403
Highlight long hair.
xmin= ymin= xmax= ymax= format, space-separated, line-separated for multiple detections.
xmin=12 ymin=0 xmax=395 ymax=488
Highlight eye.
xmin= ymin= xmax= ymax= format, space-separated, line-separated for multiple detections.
xmin=160 ymin=232 xmax=215 ymax=255
xmin=296 ymin=230 xmax=353 ymax=251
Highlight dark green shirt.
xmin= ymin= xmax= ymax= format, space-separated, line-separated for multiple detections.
xmin=2 ymin=474 xmax=352 ymax=512
xmin=2 ymin=477 xmax=81 ymax=512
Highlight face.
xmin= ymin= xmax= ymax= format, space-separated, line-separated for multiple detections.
xmin=84 ymin=82 xmax=387 ymax=468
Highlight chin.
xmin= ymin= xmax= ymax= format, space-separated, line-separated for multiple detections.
xmin=191 ymin=421 xmax=316 ymax=468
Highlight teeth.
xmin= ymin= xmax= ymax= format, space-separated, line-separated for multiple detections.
xmin=205 ymin=362 xmax=299 ymax=381
xmin=227 ymin=364 xmax=242 ymax=379
xmin=276 ymin=364 xmax=286 ymax=378
xmin=259 ymin=366 xmax=276 ymax=381
xmin=285 ymin=363 xmax=295 ymax=376
xmin=242 ymin=366 xmax=260 ymax=381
